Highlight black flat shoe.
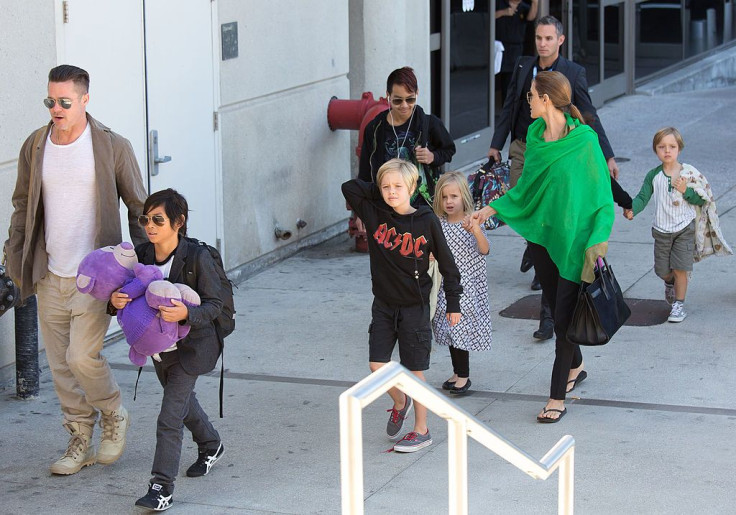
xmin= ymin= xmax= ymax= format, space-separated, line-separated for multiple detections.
xmin=442 ymin=380 xmax=456 ymax=391
xmin=449 ymin=379 xmax=471 ymax=395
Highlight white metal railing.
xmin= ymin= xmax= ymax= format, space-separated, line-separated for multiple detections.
xmin=339 ymin=362 xmax=575 ymax=514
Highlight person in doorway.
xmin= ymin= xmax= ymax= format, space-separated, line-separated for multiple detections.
xmin=487 ymin=15 xmax=620 ymax=340
xmin=474 ymin=71 xmax=615 ymax=422
xmin=111 ymin=189 xmax=225 ymax=511
xmin=431 ymin=172 xmax=492 ymax=396
xmin=4 ymin=64 xmax=147 ymax=474
xmin=495 ymin=0 xmax=538 ymax=104
xmin=342 ymin=159 xmax=462 ymax=452
xmin=358 ymin=66 xmax=456 ymax=207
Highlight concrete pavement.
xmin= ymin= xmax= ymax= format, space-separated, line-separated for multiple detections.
xmin=1 ymin=86 xmax=736 ymax=514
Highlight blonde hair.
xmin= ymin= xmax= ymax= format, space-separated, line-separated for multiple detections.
xmin=376 ymin=158 xmax=418 ymax=195
xmin=533 ymin=71 xmax=586 ymax=124
xmin=432 ymin=171 xmax=474 ymax=217
xmin=652 ymin=127 xmax=685 ymax=153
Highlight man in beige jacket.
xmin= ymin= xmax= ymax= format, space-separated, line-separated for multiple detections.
xmin=4 ymin=65 xmax=147 ymax=475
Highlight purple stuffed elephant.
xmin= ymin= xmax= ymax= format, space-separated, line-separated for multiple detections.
xmin=76 ymin=245 xmax=201 ymax=366
xmin=117 ymin=265 xmax=201 ymax=366
xmin=76 ymin=242 xmax=138 ymax=301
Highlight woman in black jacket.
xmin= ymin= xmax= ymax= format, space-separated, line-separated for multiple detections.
xmin=358 ymin=66 xmax=455 ymax=207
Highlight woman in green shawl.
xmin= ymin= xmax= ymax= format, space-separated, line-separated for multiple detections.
xmin=474 ymin=71 xmax=615 ymax=423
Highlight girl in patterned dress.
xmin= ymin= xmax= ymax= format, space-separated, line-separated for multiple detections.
xmin=431 ymin=172 xmax=493 ymax=395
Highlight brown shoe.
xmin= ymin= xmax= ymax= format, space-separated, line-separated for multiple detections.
xmin=97 ymin=406 xmax=129 ymax=464
xmin=50 ymin=422 xmax=96 ymax=475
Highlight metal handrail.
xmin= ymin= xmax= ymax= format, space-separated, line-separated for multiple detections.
xmin=339 ymin=362 xmax=575 ymax=514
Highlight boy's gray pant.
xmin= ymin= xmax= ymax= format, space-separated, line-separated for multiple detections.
xmin=151 ymin=350 xmax=220 ymax=490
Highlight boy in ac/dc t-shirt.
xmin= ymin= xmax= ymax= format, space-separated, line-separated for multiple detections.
xmin=342 ymin=158 xmax=462 ymax=453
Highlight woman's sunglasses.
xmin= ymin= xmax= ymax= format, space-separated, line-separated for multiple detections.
xmin=43 ymin=97 xmax=74 ymax=109
xmin=389 ymin=96 xmax=417 ymax=106
xmin=137 ymin=214 xmax=169 ymax=227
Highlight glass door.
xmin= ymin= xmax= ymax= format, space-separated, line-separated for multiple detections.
xmin=565 ymin=0 xmax=628 ymax=106
xmin=437 ymin=0 xmax=497 ymax=166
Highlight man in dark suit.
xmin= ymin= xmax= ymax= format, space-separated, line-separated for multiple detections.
xmin=488 ymin=15 xmax=619 ymax=340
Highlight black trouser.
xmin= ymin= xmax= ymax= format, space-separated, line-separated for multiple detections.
xmin=448 ymin=346 xmax=470 ymax=378
xmin=522 ymin=246 xmax=554 ymax=324
xmin=151 ymin=351 xmax=220 ymax=491
xmin=528 ymin=243 xmax=582 ymax=400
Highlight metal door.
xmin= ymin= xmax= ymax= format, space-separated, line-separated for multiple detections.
xmin=144 ymin=0 xmax=219 ymax=245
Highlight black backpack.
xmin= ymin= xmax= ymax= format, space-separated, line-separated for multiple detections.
xmin=133 ymin=237 xmax=236 ymax=418
xmin=185 ymin=237 xmax=236 ymax=344
xmin=186 ymin=237 xmax=236 ymax=418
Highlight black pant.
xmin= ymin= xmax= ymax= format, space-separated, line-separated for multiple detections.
xmin=528 ymin=243 xmax=582 ymax=400
xmin=448 ymin=346 xmax=469 ymax=378
xmin=151 ymin=351 xmax=220 ymax=490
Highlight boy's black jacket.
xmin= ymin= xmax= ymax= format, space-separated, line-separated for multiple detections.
xmin=342 ymin=179 xmax=462 ymax=313
xmin=135 ymin=237 xmax=223 ymax=376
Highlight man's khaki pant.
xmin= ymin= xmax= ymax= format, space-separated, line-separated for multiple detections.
xmin=36 ymin=272 xmax=120 ymax=427
xmin=509 ymin=138 xmax=527 ymax=188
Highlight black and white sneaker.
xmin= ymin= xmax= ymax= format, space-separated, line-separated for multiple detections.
xmin=186 ymin=443 xmax=224 ymax=477
xmin=135 ymin=482 xmax=172 ymax=511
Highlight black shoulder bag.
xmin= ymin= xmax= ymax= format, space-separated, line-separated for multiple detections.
xmin=566 ymin=257 xmax=631 ymax=346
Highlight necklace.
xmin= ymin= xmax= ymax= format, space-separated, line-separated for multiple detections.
xmin=389 ymin=107 xmax=415 ymax=159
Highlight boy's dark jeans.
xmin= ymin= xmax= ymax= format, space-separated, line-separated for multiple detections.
xmin=151 ymin=350 xmax=220 ymax=490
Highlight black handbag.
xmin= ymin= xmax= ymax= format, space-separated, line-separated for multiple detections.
xmin=566 ymin=257 xmax=631 ymax=346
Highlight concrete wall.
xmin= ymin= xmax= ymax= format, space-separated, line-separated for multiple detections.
xmin=217 ymin=0 xmax=351 ymax=273
xmin=0 ymin=2 xmax=57 ymax=383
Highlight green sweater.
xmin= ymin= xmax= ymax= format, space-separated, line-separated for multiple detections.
xmin=631 ymin=164 xmax=705 ymax=216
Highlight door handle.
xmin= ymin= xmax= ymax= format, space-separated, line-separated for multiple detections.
xmin=148 ymin=129 xmax=172 ymax=176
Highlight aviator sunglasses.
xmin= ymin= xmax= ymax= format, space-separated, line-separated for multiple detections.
xmin=137 ymin=214 xmax=169 ymax=227
xmin=43 ymin=97 xmax=74 ymax=109
xmin=389 ymin=96 xmax=417 ymax=106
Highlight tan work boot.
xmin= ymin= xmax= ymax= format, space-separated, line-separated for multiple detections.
xmin=50 ymin=422 xmax=96 ymax=475
xmin=97 ymin=405 xmax=129 ymax=464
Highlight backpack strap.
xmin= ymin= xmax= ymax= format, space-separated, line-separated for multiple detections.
xmin=219 ymin=348 xmax=224 ymax=418
xmin=133 ymin=366 xmax=143 ymax=401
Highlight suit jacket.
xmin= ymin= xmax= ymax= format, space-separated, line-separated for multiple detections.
xmin=490 ymin=55 xmax=614 ymax=160
xmin=5 ymin=113 xmax=148 ymax=300
xmin=136 ymin=237 xmax=223 ymax=376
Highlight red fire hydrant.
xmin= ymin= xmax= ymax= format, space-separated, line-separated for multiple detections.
xmin=327 ymin=92 xmax=389 ymax=253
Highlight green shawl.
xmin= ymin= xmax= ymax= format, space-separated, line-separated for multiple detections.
xmin=491 ymin=114 xmax=614 ymax=283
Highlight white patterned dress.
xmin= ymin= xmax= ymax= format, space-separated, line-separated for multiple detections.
xmin=432 ymin=217 xmax=493 ymax=351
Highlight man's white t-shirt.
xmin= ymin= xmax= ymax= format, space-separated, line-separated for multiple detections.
xmin=42 ymin=123 xmax=97 ymax=277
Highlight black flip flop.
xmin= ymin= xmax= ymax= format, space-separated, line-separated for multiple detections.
xmin=566 ymin=370 xmax=587 ymax=393
xmin=537 ymin=407 xmax=567 ymax=423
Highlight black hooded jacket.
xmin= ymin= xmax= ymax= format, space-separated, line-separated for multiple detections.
xmin=358 ymin=105 xmax=455 ymax=203
xmin=342 ymin=179 xmax=462 ymax=313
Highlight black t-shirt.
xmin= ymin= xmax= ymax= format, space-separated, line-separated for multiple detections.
xmin=495 ymin=0 xmax=532 ymax=44
xmin=514 ymin=57 xmax=560 ymax=142
xmin=383 ymin=119 xmax=418 ymax=164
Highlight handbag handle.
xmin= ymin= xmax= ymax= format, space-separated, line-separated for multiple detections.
xmin=595 ymin=256 xmax=612 ymax=299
